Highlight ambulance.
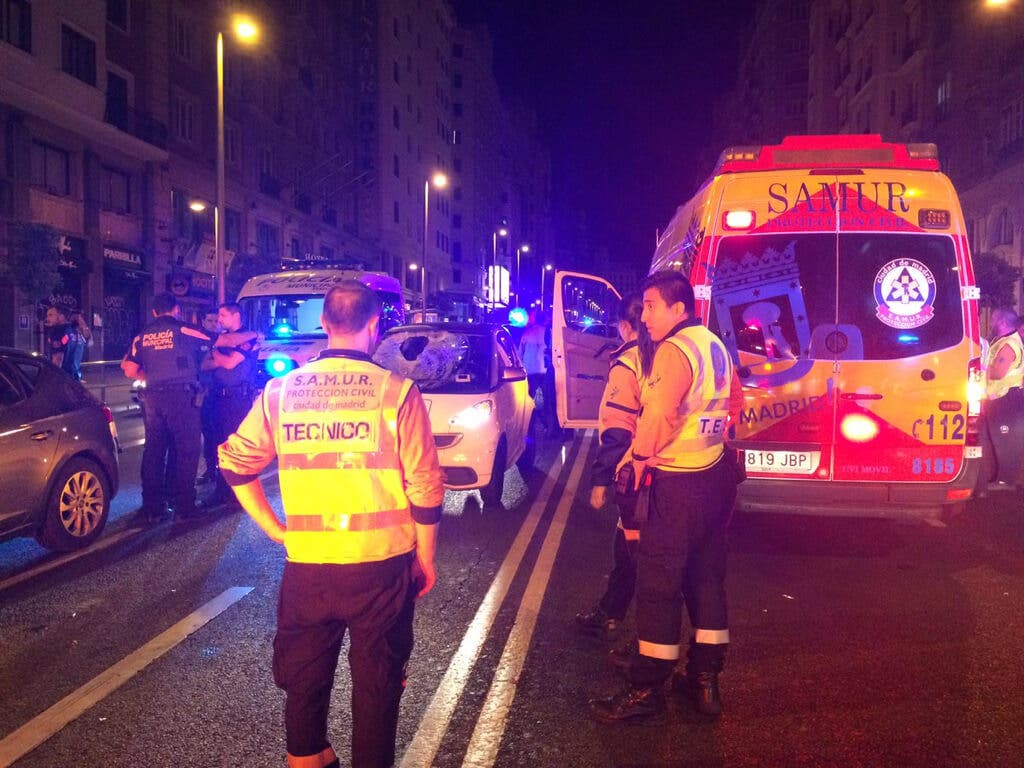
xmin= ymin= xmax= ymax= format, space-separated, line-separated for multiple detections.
xmin=553 ymin=134 xmax=983 ymax=522
xmin=235 ymin=266 xmax=405 ymax=384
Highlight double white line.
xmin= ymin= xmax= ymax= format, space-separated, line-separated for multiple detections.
xmin=401 ymin=433 xmax=592 ymax=768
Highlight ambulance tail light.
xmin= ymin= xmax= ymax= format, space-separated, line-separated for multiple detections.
xmin=722 ymin=210 xmax=756 ymax=230
xmin=720 ymin=146 xmax=761 ymax=164
xmin=966 ymin=357 xmax=983 ymax=445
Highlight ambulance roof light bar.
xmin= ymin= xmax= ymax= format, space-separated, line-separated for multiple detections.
xmin=714 ymin=134 xmax=941 ymax=174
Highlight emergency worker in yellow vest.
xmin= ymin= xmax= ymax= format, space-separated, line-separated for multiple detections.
xmin=218 ymin=281 xmax=444 ymax=768
xmin=576 ymin=293 xmax=653 ymax=635
xmin=983 ymin=307 xmax=1024 ymax=486
xmin=590 ymin=270 xmax=743 ymax=725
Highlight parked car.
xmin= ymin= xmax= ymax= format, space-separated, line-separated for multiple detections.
xmin=0 ymin=348 xmax=119 ymax=551
xmin=373 ymin=323 xmax=536 ymax=504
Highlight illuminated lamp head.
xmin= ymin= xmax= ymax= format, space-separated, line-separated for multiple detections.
xmin=508 ymin=307 xmax=529 ymax=328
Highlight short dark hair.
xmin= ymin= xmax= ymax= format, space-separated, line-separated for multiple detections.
xmin=640 ymin=270 xmax=695 ymax=315
xmin=152 ymin=292 xmax=179 ymax=315
xmin=218 ymin=302 xmax=241 ymax=315
xmin=322 ymin=281 xmax=380 ymax=334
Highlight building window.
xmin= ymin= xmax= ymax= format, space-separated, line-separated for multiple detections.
xmin=453 ymin=214 xmax=462 ymax=229
xmin=998 ymin=96 xmax=1024 ymax=150
xmin=453 ymin=269 xmax=461 ymax=283
xmin=260 ymin=146 xmax=274 ymax=177
xmin=393 ymin=200 xmax=399 ymax=223
xmin=172 ymin=13 xmax=194 ymax=63
xmin=30 ymin=141 xmax=70 ymax=197
xmin=171 ymin=92 xmax=196 ymax=143
xmin=61 ymin=25 xmax=96 ymax=86
xmin=936 ymin=73 xmax=951 ymax=121
xmin=393 ymin=106 xmax=400 ymax=129
xmin=99 ymin=166 xmax=130 ymax=213
xmin=995 ymin=209 xmax=1014 ymax=247
xmin=291 ymin=237 xmax=302 ymax=261
xmin=256 ymin=221 xmax=280 ymax=261
xmin=107 ymin=0 xmax=128 ymax=31
xmin=452 ymin=241 xmax=462 ymax=261
xmin=393 ymin=154 xmax=399 ymax=178
xmin=105 ymin=71 xmax=129 ymax=130
xmin=1 ymin=0 xmax=32 ymax=52
xmin=393 ymin=60 xmax=399 ymax=84
xmin=225 ymin=208 xmax=242 ymax=252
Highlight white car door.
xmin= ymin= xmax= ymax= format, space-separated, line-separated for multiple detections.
xmin=493 ymin=329 xmax=526 ymax=457
xmin=551 ymin=271 xmax=622 ymax=429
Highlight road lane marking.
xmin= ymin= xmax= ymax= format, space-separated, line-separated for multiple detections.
xmin=0 ymin=527 xmax=143 ymax=594
xmin=0 ymin=586 xmax=253 ymax=767
xmin=461 ymin=433 xmax=593 ymax=768
xmin=399 ymin=438 xmax=585 ymax=768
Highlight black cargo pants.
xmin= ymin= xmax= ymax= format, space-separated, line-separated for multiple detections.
xmin=630 ymin=458 xmax=737 ymax=687
xmin=140 ymin=385 xmax=201 ymax=515
xmin=273 ymin=554 xmax=416 ymax=768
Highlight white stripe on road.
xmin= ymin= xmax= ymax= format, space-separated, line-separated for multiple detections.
xmin=0 ymin=586 xmax=253 ymax=767
xmin=461 ymin=434 xmax=592 ymax=768
xmin=399 ymin=439 xmax=584 ymax=768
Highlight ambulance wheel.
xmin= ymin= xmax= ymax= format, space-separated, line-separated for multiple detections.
xmin=481 ymin=438 xmax=507 ymax=506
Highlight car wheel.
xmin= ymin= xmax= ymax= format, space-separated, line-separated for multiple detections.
xmin=38 ymin=457 xmax=110 ymax=551
xmin=481 ymin=437 xmax=508 ymax=506
xmin=516 ymin=414 xmax=537 ymax=476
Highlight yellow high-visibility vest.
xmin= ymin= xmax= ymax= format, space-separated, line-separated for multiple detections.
xmin=654 ymin=325 xmax=732 ymax=472
xmin=268 ymin=355 xmax=417 ymax=564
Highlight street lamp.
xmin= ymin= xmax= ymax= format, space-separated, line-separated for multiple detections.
xmin=216 ymin=14 xmax=260 ymax=305
xmin=514 ymin=243 xmax=529 ymax=308
xmin=491 ymin=222 xmax=508 ymax=310
xmin=539 ymin=263 xmax=553 ymax=313
xmin=420 ymin=172 xmax=448 ymax=322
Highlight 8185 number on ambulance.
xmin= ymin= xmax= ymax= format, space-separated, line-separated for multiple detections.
xmin=554 ymin=134 xmax=984 ymax=523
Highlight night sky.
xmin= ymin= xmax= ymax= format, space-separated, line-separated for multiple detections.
xmin=454 ymin=0 xmax=757 ymax=270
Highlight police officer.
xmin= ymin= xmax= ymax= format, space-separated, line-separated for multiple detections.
xmin=121 ymin=293 xmax=217 ymax=522
xmin=982 ymin=307 xmax=1024 ymax=486
xmin=200 ymin=302 xmax=258 ymax=509
xmin=576 ymin=293 xmax=653 ymax=635
xmin=590 ymin=270 xmax=743 ymax=724
xmin=218 ymin=280 xmax=444 ymax=768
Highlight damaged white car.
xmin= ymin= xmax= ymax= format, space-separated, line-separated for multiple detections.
xmin=373 ymin=323 xmax=536 ymax=504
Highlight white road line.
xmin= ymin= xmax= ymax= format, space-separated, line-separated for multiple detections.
xmin=0 ymin=586 xmax=253 ymax=767
xmin=399 ymin=440 xmax=583 ymax=768
xmin=0 ymin=527 xmax=142 ymax=594
xmin=461 ymin=433 xmax=593 ymax=768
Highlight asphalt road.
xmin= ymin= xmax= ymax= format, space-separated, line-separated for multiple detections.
xmin=1 ymin=418 xmax=1023 ymax=768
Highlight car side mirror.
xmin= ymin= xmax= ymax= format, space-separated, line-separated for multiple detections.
xmin=501 ymin=366 xmax=527 ymax=382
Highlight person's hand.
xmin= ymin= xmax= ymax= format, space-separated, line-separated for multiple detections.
xmin=589 ymin=485 xmax=608 ymax=510
xmin=411 ymin=553 xmax=437 ymax=600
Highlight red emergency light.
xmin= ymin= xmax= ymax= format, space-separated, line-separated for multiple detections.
xmin=716 ymin=135 xmax=941 ymax=174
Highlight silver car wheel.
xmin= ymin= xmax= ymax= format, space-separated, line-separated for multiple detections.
xmin=58 ymin=469 xmax=106 ymax=537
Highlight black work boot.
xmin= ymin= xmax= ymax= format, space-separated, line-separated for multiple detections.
xmin=589 ymin=686 xmax=666 ymax=725
xmin=575 ymin=607 xmax=619 ymax=634
xmin=673 ymin=669 xmax=722 ymax=717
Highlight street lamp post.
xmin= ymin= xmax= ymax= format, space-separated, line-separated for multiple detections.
xmin=216 ymin=15 xmax=259 ymax=305
xmin=539 ymin=263 xmax=553 ymax=313
xmin=514 ymin=243 xmax=529 ymax=308
xmin=421 ymin=172 xmax=448 ymax=322
xmin=409 ymin=263 xmax=424 ymax=321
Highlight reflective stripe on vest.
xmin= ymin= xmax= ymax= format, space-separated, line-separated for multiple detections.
xmin=986 ymin=332 xmax=1024 ymax=399
xmin=612 ymin=344 xmax=640 ymax=378
xmin=270 ymin=357 xmax=417 ymax=565
xmin=656 ymin=326 xmax=732 ymax=471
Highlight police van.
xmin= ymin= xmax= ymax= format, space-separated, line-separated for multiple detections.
xmin=553 ymin=134 xmax=983 ymax=522
xmin=236 ymin=266 xmax=405 ymax=384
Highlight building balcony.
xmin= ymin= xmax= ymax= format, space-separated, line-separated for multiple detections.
xmin=103 ymin=104 xmax=168 ymax=150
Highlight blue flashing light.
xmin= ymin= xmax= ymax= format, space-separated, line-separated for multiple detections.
xmin=271 ymin=322 xmax=293 ymax=337
xmin=508 ymin=307 xmax=529 ymax=328
xmin=897 ymin=333 xmax=919 ymax=344
xmin=266 ymin=354 xmax=294 ymax=377
xmin=582 ymin=316 xmax=595 ymax=327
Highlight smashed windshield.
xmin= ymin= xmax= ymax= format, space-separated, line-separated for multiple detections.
xmin=373 ymin=329 xmax=495 ymax=393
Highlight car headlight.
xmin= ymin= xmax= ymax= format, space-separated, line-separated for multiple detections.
xmin=450 ymin=400 xmax=493 ymax=429
xmin=132 ymin=379 xmax=146 ymax=389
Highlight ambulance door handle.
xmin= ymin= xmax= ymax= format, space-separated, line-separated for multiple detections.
xmin=839 ymin=393 xmax=883 ymax=401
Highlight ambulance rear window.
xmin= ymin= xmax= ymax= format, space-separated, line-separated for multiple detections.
xmin=709 ymin=233 xmax=963 ymax=362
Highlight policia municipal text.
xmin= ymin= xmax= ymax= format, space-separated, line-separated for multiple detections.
xmin=591 ymin=270 xmax=744 ymax=724
xmin=218 ymin=281 xmax=444 ymax=768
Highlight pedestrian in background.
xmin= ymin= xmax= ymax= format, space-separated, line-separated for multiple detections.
xmin=218 ymin=280 xmax=444 ymax=768
xmin=518 ymin=309 xmax=553 ymax=430
xmin=199 ymin=302 xmax=258 ymax=510
xmin=576 ymin=292 xmax=653 ymax=635
xmin=981 ymin=307 xmax=1024 ymax=487
xmin=61 ymin=310 xmax=91 ymax=380
xmin=121 ymin=292 xmax=253 ymax=523
xmin=43 ymin=306 xmax=71 ymax=367
xmin=590 ymin=271 xmax=743 ymax=724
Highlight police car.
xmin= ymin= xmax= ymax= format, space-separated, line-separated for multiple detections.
xmin=373 ymin=322 xmax=536 ymax=504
